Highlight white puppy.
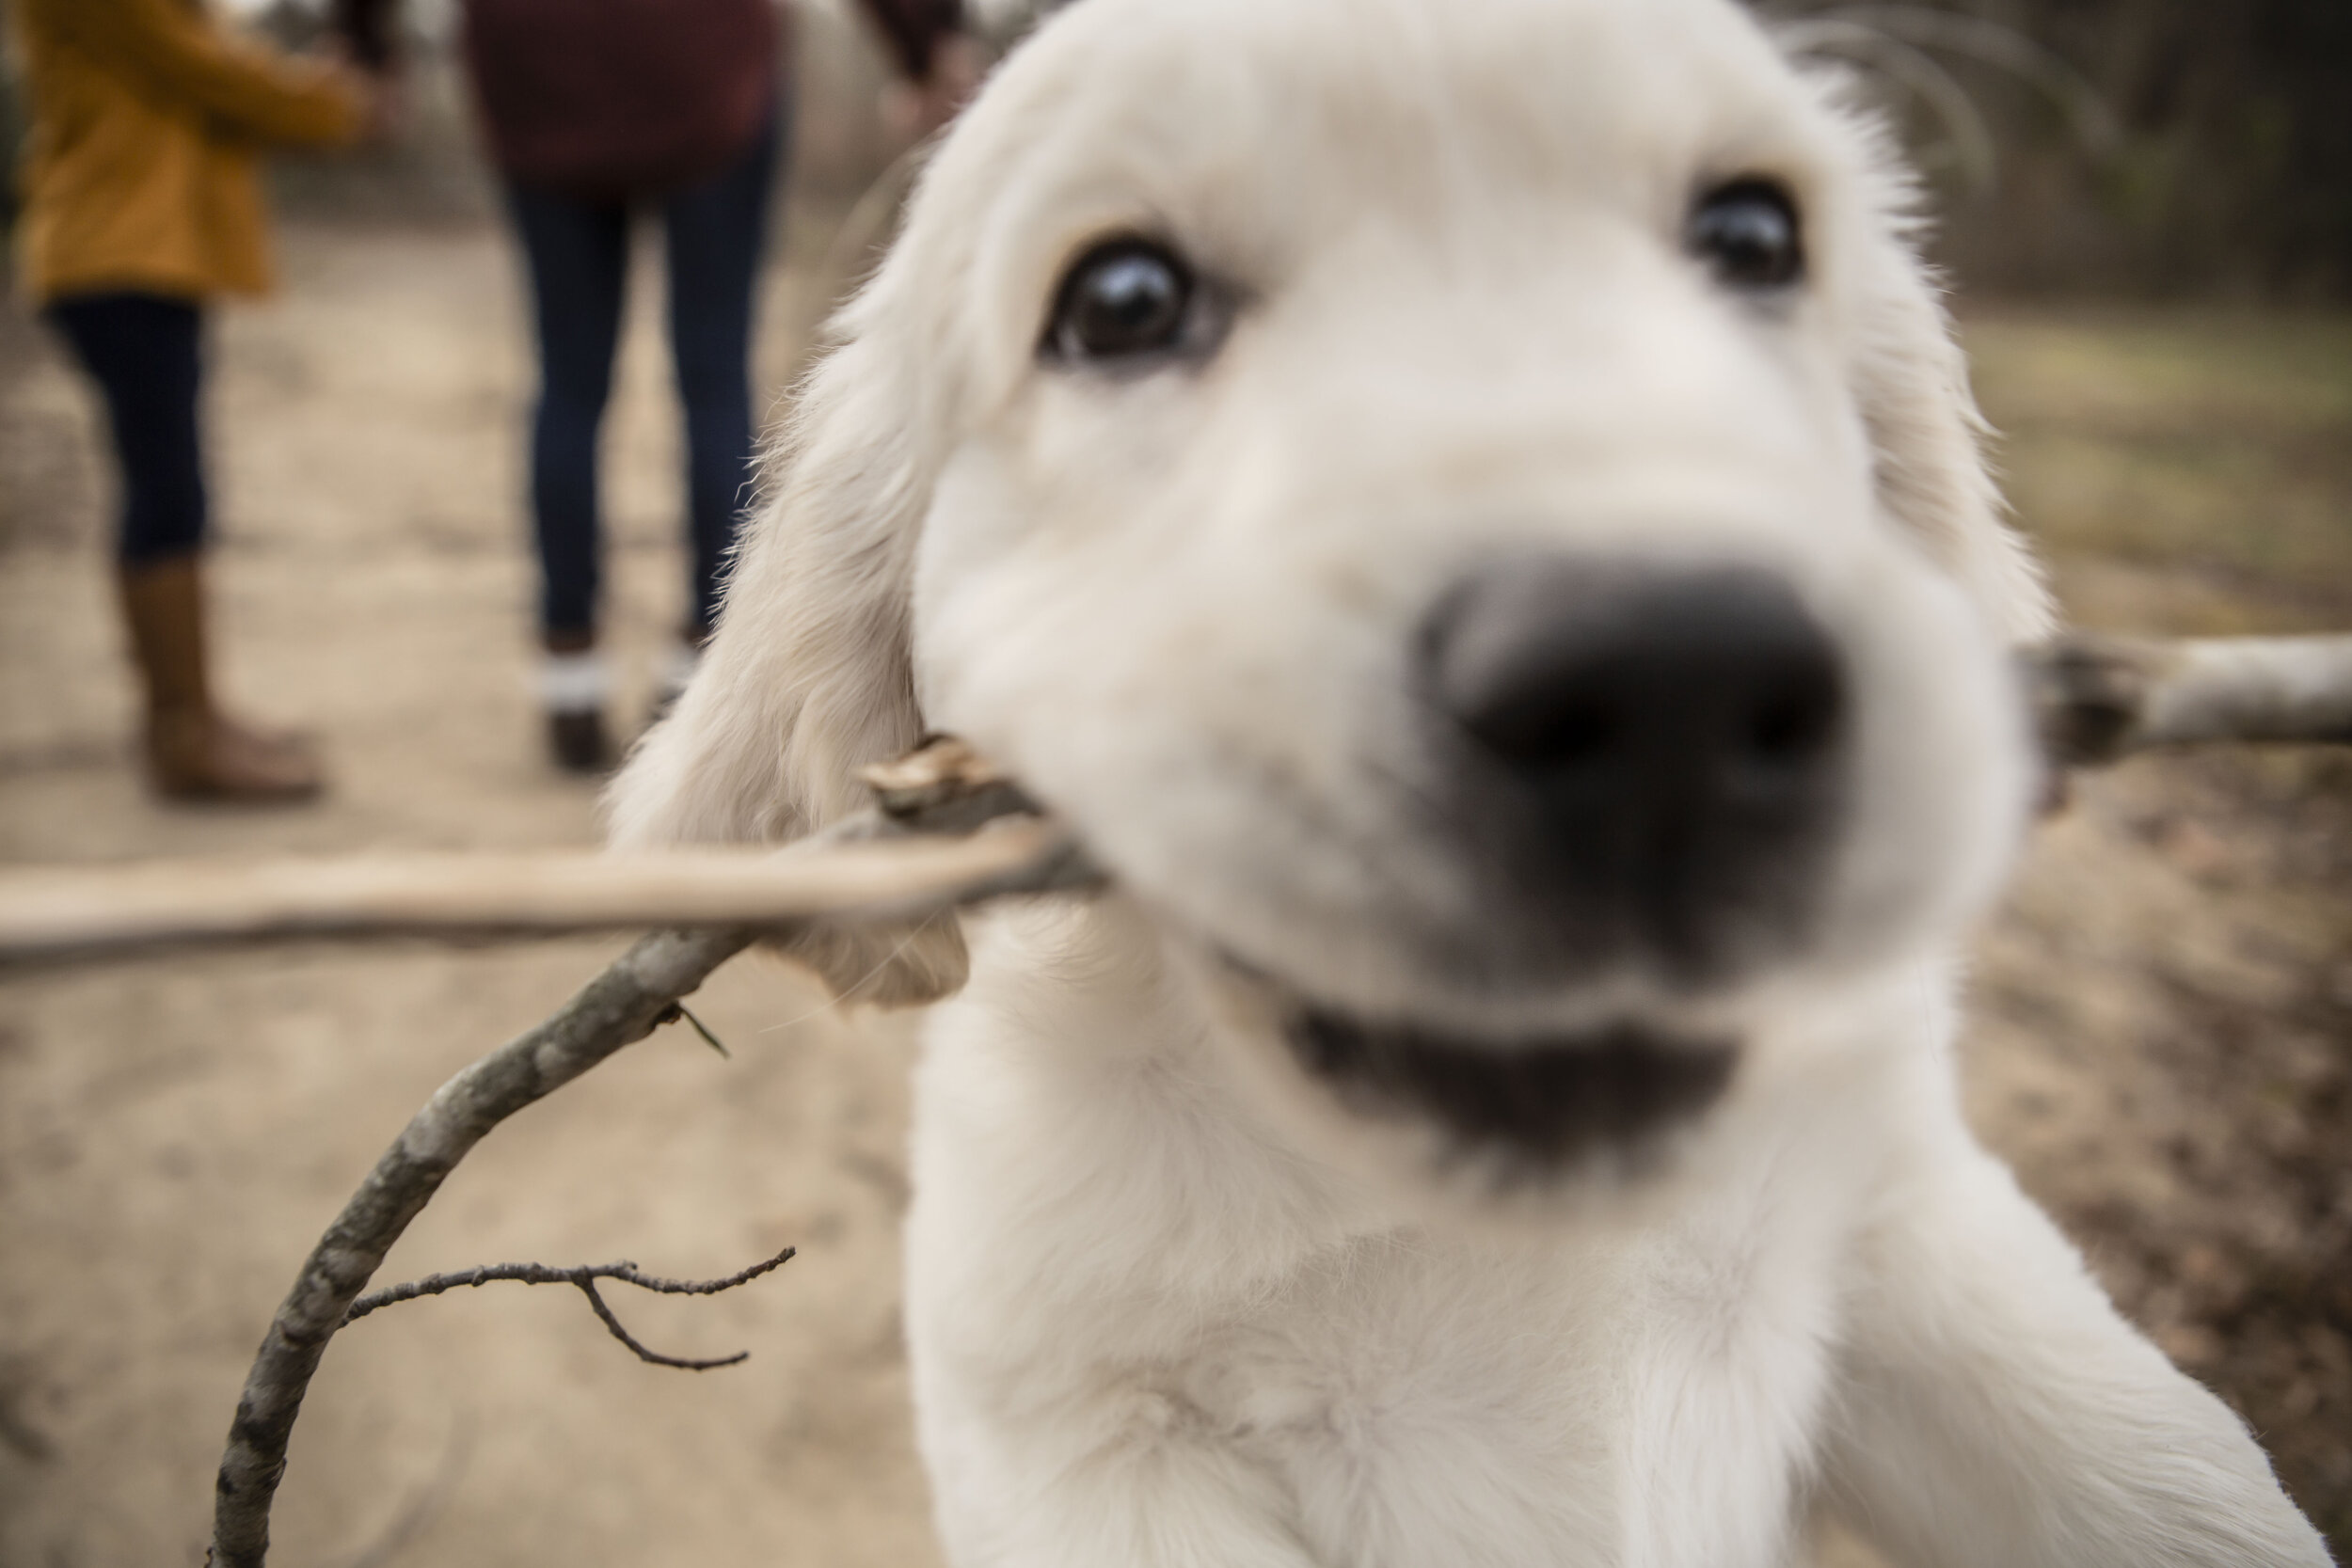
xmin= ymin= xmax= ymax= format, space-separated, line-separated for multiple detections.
xmin=611 ymin=0 xmax=2331 ymax=1562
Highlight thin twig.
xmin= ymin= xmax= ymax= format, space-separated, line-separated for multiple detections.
xmin=207 ymin=742 xmax=1085 ymax=1568
xmin=661 ymin=1003 xmax=731 ymax=1058
xmin=342 ymin=1248 xmax=797 ymax=1370
xmin=575 ymin=1281 xmax=741 ymax=1371
xmin=204 ymin=926 xmax=756 ymax=1568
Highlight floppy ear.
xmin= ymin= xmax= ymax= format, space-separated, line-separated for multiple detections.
xmin=1838 ymin=120 xmax=2057 ymax=646
xmin=606 ymin=288 xmax=970 ymax=1006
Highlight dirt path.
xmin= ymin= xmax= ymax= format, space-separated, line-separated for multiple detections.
xmin=0 ymin=214 xmax=945 ymax=1568
xmin=0 ymin=213 xmax=2344 ymax=1566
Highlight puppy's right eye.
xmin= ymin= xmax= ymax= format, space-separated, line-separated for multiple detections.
xmin=1043 ymin=239 xmax=1195 ymax=363
xmin=1688 ymin=179 xmax=1804 ymax=292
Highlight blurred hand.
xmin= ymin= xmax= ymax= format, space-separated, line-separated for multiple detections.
xmin=362 ymin=70 xmax=411 ymax=144
xmin=882 ymin=33 xmax=988 ymax=142
xmin=334 ymin=66 xmax=407 ymax=147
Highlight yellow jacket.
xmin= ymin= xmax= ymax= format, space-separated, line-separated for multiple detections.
xmin=11 ymin=0 xmax=363 ymax=304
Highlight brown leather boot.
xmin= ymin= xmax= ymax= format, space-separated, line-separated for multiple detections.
xmin=117 ymin=555 xmax=323 ymax=802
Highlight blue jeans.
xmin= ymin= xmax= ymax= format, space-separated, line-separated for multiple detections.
xmin=504 ymin=111 xmax=781 ymax=641
xmin=46 ymin=293 xmax=208 ymax=565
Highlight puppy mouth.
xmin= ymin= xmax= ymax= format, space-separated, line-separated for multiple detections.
xmin=1284 ymin=1005 xmax=1738 ymax=1169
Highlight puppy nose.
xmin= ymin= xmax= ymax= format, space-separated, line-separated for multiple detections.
xmin=1422 ymin=556 xmax=1846 ymax=963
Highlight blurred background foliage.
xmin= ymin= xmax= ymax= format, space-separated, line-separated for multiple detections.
xmin=1773 ymin=0 xmax=2352 ymax=300
xmin=0 ymin=0 xmax=2333 ymax=303
xmin=2 ymin=0 xmax=2347 ymax=300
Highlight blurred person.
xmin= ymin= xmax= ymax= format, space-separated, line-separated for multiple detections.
xmin=338 ymin=0 xmax=980 ymax=775
xmin=11 ymin=0 xmax=376 ymax=802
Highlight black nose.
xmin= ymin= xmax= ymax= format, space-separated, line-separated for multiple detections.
xmin=1422 ymin=556 xmax=1846 ymax=970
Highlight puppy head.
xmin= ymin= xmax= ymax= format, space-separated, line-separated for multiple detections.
xmin=613 ymin=0 xmax=2050 ymax=1193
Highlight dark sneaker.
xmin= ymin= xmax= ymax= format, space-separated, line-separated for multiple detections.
xmin=548 ymin=708 xmax=612 ymax=775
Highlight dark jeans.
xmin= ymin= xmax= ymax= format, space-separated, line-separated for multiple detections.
xmin=504 ymin=110 xmax=782 ymax=641
xmin=46 ymin=293 xmax=208 ymax=565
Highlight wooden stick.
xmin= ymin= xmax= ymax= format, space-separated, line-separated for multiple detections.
xmin=2026 ymin=635 xmax=2352 ymax=765
xmin=0 ymin=817 xmax=1078 ymax=966
xmin=4 ymin=639 xmax=2346 ymax=970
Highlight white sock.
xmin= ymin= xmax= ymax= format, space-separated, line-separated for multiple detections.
xmin=536 ymin=650 xmax=610 ymax=714
xmin=658 ymin=641 xmax=701 ymax=703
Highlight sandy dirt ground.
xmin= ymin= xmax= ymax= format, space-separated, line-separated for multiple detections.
xmin=0 ymin=203 xmax=2346 ymax=1567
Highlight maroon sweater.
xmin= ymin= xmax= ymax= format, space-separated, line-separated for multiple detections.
xmin=336 ymin=0 xmax=964 ymax=199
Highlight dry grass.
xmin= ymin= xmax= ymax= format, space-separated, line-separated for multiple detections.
xmin=1960 ymin=307 xmax=2352 ymax=1553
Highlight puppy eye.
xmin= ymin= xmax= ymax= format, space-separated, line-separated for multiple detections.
xmin=1687 ymin=180 xmax=1804 ymax=291
xmin=1044 ymin=238 xmax=1196 ymax=363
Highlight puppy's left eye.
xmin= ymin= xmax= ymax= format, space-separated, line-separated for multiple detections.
xmin=1043 ymin=238 xmax=1197 ymax=363
xmin=1687 ymin=180 xmax=1804 ymax=291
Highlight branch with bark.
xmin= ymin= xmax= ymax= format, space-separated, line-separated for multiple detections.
xmin=204 ymin=741 xmax=1084 ymax=1568
xmin=205 ymin=926 xmax=756 ymax=1568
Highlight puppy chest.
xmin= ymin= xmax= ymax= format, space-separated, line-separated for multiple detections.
xmin=1200 ymin=1334 xmax=1621 ymax=1563
xmin=1169 ymin=1280 xmax=1821 ymax=1568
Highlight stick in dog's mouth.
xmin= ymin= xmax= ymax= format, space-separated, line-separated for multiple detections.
xmin=1284 ymin=1005 xmax=1739 ymax=1169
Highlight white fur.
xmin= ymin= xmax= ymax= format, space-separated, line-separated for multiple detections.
xmin=610 ymin=0 xmax=2331 ymax=1562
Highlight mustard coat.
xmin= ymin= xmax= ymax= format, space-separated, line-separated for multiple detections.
xmin=11 ymin=0 xmax=363 ymax=304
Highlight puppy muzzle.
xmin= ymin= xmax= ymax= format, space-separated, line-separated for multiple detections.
xmin=1218 ymin=552 xmax=1855 ymax=1170
xmin=1418 ymin=551 xmax=1850 ymax=986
